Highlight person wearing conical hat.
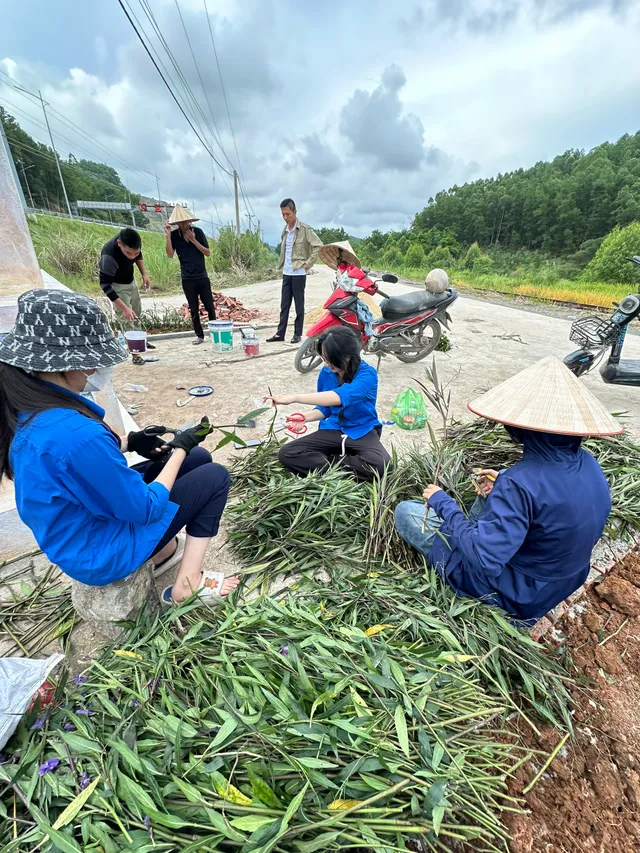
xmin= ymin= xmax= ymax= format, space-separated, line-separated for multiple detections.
xmin=266 ymin=198 xmax=323 ymax=344
xmin=394 ymin=356 xmax=618 ymax=623
xmin=164 ymin=205 xmax=216 ymax=345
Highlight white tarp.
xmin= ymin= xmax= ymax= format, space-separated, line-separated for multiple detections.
xmin=0 ymin=654 xmax=63 ymax=750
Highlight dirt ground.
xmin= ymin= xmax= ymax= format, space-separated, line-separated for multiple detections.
xmin=505 ymin=550 xmax=640 ymax=853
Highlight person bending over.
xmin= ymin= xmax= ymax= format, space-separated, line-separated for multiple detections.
xmin=0 ymin=289 xmax=237 ymax=606
xmin=394 ymin=356 xmax=616 ymax=623
xmin=266 ymin=326 xmax=390 ymax=482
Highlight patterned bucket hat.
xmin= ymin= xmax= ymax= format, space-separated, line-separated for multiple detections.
xmin=0 ymin=289 xmax=128 ymax=373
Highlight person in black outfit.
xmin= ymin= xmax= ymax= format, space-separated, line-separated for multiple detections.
xmin=164 ymin=205 xmax=216 ymax=345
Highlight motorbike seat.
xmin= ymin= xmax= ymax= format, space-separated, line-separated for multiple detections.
xmin=379 ymin=289 xmax=450 ymax=319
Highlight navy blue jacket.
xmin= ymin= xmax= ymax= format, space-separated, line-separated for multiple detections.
xmin=428 ymin=430 xmax=611 ymax=621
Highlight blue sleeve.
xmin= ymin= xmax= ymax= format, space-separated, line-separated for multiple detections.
xmin=61 ymin=430 xmax=171 ymax=526
xmin=315 ymin=369 xmax=332 ymax=418
xmin=334 ymin=367 xmax=377 ymax=408
xmin=427 ymin=477 xmax=532 ymax=577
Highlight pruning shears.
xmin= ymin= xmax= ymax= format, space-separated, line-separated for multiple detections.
xmin=142 ymin=418 xmax=213 ymax=440
xmin=285 ymin=413 xmax=308 ymax=435
xmin=471 ymin=469 xmax=496 ymax=496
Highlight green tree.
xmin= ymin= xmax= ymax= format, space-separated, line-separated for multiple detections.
xmin=426 ymin=246 xmax=453 ymax=268
xmin=472 ymin=254 xmax=493 ymax=275
xmin=404 ymin=242 xmax=425 ymax=267
xmin=581 ymin=223 xmax=640 ymax=284
xmin=464 ymin=242 xmax=482 ymax=268
xmin=381 ymin=247 xmax=403 ymax=269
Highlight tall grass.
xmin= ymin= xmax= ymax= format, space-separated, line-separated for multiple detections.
xmin=27 ymin=214 xmax=278 ymax=297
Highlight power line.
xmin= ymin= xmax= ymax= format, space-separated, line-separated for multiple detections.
xmin=117 ymin=0 xmax=234 ymax=179
xmin=203 ymin=0 xmax=245 ymax=184
xmin=133 ymin=0 xmax=235 ymax=202
xmin=0 ymin=67 xmax=157 ymax=187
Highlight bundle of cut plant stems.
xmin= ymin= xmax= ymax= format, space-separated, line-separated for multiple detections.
xmin=1 ymin=573 xmax=565 ymax=853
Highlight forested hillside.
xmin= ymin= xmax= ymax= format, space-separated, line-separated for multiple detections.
xmin=0 ymin=107 xmax=147 ymax=227
xmin=411 ymin=133 xmax=640 ymax=254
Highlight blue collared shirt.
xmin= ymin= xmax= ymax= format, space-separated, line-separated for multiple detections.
xmin=316 ymin=361 xmax=381 ymax=439
xmin=10 ymin=387 xmax=177 ymax=586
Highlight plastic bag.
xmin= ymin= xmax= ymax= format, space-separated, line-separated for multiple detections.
xmin=390 ymin=388 xmax=428 ymax=430
xmin=0 ymin=654 xmax=63 ymax=750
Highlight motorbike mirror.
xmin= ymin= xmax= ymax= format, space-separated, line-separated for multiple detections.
xmin=382 ymin=273 xmax=398 ymax=283
xmin=626 ymin=256 xmax=640 ymax=266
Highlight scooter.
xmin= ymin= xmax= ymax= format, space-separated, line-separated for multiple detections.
xmin=564 ymin=256 xmax=640 ymax=386
xmin=294 ymin=257 xmax=458 ymax=373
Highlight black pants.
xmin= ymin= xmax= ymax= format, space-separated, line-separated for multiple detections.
xmin=276 ymin=274 xmax=306 ymax=338
xmin=278 ymin=427 xmax=390 ymax=483
xmin=182 ymin=276 xmax=216 ymax=339
xmin=133 ymin=447 xmax=230 ymax=557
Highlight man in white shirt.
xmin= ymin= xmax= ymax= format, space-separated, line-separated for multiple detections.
xmin=267 ymin=198 xmax=323 ymax=344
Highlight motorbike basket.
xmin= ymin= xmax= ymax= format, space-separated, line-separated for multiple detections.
xmin=569 ymin=316 xmax=619 ymax=349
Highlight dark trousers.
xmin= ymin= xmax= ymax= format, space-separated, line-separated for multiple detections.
xmin=276 ymin=274 xmax=307 ymax=338
xmin=278 ymin=427 xmax=391 ymax=483
xmin=133 ymin=447 xmax=230 ymax=557
xmin=182 ymin=276 xmax=216 ymax=339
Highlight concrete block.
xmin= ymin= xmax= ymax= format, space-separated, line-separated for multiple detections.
xmin=71 ymin=560 xmax=159 ymax=641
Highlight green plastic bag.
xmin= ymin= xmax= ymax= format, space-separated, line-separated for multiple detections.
xmin=389 ymin=388 xmax=428 ymax=430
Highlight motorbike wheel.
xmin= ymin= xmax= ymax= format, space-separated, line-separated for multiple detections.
xmin=294 ymin=336 xmax=322 ymax=373
xmin=394 ymin=319 xmax=442 ymax=363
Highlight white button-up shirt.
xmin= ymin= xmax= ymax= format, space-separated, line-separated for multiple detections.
xmin=283 ymin=225 xmax=306 ymax=276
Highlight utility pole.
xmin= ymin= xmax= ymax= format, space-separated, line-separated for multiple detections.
xmin=257 ymin=219 xmax=261 ymax=240
xmin=0 ymin=112 xmax=27 ymax=209
xmin=155 ymin=173 xmax=162 ymax=210
xmin=246 ymin=213 xmax=253 ymax=233
xmin=20 ymin=163 xmax=35 ymax=208
xmin=233 ymin=170 xmax=240 ymax=235
xmin=39 ymin=90 xmax=72 ymax=218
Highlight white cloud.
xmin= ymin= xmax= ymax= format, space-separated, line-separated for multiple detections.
xmin=0 ymin=0 xmax=638 ymax=242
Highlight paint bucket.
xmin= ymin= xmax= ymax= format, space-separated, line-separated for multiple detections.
xmin=124 ymin=330 xmax=147 ymax=354
xmin=209 ymin=320 xmax=234 ymax=352
xmin=242 ymin=336 xmax=260 ymax=357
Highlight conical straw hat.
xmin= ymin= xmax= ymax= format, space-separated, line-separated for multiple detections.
xmin=168 ymin=204 xmax=198 ymax=225
xmin=318 ymin=240 xmax=360 ymax=270
xmin=467 ymin=356 xmax=623 ymax=436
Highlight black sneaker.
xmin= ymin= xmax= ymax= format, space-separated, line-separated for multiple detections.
xmin=266 ymin=335 xmax=284 ymax=343
xmin=290 ymin=335 xmax=302 ymax=344
xmin=192 ymin=337 xmax=204 ymax=346
xmin=146 ymin=342 xmax=156 ymax=350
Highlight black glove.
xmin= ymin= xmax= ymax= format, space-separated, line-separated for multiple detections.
xmin=127 ymin=430 xmax=170 ymax=461
xmin=167 ymin=417 xmax=212 ymax=454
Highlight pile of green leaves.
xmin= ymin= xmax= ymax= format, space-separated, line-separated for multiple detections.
xmin=228 ymin=420 xmax=640 ymax=595
xmin=1 ymin=583 xmax=555 ymax=853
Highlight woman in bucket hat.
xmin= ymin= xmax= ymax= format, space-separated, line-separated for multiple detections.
xmin=394 ymin=356 xmax=618 ymax=623
xmin=0 ymin=289 xmax=238 ymax=605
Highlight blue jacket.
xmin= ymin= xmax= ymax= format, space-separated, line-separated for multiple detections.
xmin=316 ymin=361 xmax=381 ymax=439
xmin=428 ymin=430 xmax=611 ymax=621
xmin=10 ymin=388 xmax=177 ymax=586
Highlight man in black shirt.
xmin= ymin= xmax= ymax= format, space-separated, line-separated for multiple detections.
xmin=164 ymin=205 xmax=216 ymax=345
xmin=99 ymin=228 xmax=150 ymax=328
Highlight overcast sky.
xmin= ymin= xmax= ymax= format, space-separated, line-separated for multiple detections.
xmin=1 ymin=0 xmax=639 ymax=243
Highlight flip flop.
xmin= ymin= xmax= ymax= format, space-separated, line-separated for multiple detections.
xmin=153 ymin=532 xmax=185 ymax=578
xmin=162 ymin=569 xmax=227 ymax=607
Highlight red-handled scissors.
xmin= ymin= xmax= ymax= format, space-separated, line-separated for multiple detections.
xmin=286 ymin=413 xmax=308 ymax=435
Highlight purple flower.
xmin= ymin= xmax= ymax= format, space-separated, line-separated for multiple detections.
xmin=132 ymin=699 xmax=141 ymax=709
xmin=0 ymin=754 xmax=8 ymax=764
xmin=63 ymin=722 xmax=75 ymax=732
xmin=143 ymin=815 xmax=151 ymax=828
xmin=75 ymin=709 xmax=95 ymax=716
xmin=79 ymin=771 xmax=91 ymax=790
xmin=278 ymin=646 xmax=289 ymax=656
xmin=38 ymin=758 xmax=60 ymax=776
xmin=31 ymin=716 xmax=46 ymax=730
xmin=74 ymin=676 xmax=87 ymax=687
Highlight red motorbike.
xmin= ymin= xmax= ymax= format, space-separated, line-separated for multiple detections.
xmin=294 ymin=260 xmax=458 ymax=373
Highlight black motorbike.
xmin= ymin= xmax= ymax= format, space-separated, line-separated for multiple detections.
xmin=564 ymin=256 xmax=640 ymax=386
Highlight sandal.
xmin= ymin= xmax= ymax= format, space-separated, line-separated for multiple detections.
xmin=153 ymin=532 xmax=185 ymax=578
xmin=162 ymin=569 xmax=227 ymax=607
